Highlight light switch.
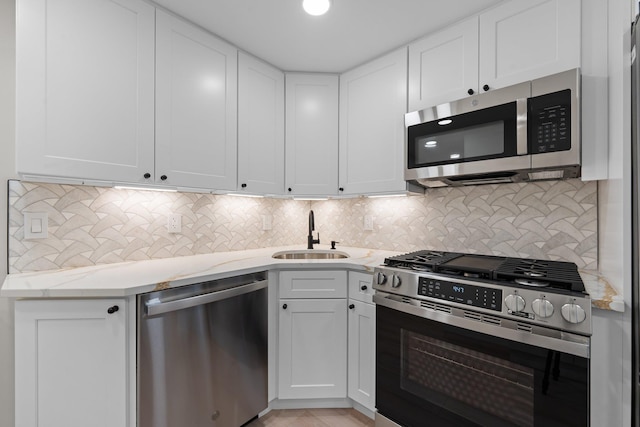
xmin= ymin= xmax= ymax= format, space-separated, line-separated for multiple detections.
xmin=24 ymin=212 xmax=48 ymax=239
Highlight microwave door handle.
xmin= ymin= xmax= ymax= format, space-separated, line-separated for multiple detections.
xmin=516 ymin=98 xmax=528 ymax=155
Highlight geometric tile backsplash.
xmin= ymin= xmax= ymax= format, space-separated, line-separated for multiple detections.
xmin=7 ymin=178 xmax=597 ymax=273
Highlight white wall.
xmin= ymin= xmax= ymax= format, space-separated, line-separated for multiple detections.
xmin=0 ymin=0 xmax=16 ymax=425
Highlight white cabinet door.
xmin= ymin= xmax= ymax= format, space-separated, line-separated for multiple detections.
xmin=278 ymin=298 xmax=347 ymax=399
xmin=155 ymin=10 xmax=238 ymax=190
xmin=347 ymin=299 xmax=375 ymax=412
xmin=479 ymin=0 xmax=581 ymax=91
xmin=408 ymin=17 xmax=479 ymax=111
xmin=285 ymin=74 xmax=339 ymax=196
xmin=238 ymin=53 xmax=285 ymax=195
xmin=16 ymin=0 xmax=155 ymax=183
xmin=339 ymin=48 xmax=408 ymax=195
xmin=279 ymin=270 xmax=347 ymax=299
xmin=15 ymin=299 xmax=128 ymax=427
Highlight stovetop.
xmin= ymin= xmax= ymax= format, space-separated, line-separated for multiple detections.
xmin=383 ymin=250 xmax=586 ymax=295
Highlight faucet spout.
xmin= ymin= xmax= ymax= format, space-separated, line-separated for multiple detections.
xmin=307 ymin=210 xmax=320 ymax=249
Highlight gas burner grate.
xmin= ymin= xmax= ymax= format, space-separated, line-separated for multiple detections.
xmin=495 ymin=258 xmax=584 ymax=293
xmin=384 ymin=250 xmax=462 ymax=270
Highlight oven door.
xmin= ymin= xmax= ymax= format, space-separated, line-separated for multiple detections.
xmin=375 ymin=299 xmax=589 ymax=427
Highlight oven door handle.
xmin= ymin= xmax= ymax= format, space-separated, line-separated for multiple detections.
xmin=373 ymin=293 xmax=590 ymax=358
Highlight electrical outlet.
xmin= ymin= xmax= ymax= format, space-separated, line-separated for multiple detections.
xmin=262 ymin=215 xmax=272 ymax=231
xmin=364 ymin=215 xmax=374 ymax=231
xmin=167 ymin=214 xmax=182 ymax=233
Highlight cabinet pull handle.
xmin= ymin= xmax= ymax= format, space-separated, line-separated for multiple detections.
xmin=143 ymin=173 xmax=151 ymax=179
xmin=241 ymin=183 xmax=247 ymax=188
xmin=349 ymin=304 xmax=355 ymax=310
xmin=483 ymin=84 xmax=490 ymax=92
xmin=160 ymin=175 xmax=168 ymax=181
xmin=339 ymin=187 xmax=344 ymax=192
xmin=282 ymin=303 xmax=288 ymax=310
xmin=361 ymin=285 xmax=368 ymax=291
xmin=287 ymin=187 xmax=292 ymax=192
xmin=107 ymin=305 xmax=119 ymax=314
xmin=468 ymin=88 xmax=474 ymax=95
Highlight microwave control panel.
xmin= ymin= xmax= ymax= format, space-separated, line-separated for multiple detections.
xmin=528 ymin=89 xmax=571 ymax=154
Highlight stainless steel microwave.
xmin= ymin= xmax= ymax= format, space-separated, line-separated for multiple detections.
xmin=405 ymin=68 xmax=580 ymax=188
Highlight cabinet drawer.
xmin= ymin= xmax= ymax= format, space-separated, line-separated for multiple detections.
xmin=348 ymin=271 xmax=374 ymax=304
xmin=279 ymin=270 xmax=347 ymax=299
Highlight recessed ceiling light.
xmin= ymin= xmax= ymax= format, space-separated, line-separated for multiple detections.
xmin=424 ymin=140 xmax=438 ymax=148
xmin=450 ymin=153 xmax=461 ymax=159
xmin=303 ymin=0 xmax=331 ymax=16
xmin=438 ymin=119 xmax=453 ymax=126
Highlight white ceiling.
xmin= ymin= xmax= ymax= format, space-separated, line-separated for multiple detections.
xmin=152 ymin=0 xmax=505 ymax=73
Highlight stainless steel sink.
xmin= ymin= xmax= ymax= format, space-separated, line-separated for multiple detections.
xmin=272 ymin=250 xmax=349 ymax=260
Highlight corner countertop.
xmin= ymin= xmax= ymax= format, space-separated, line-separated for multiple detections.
xmin=0 ymin=245 xmax=401 ymax=298
xmin=1 ymin=246 xmax=620 ymax=312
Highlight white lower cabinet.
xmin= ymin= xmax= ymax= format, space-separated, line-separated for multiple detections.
xmin=277 ymin=270 xmax=348 ymax=400
xmin=347 ymin=299 xmax=376 ymax=411
xmin=277 ymin=298 xmax=348 ymax=399
xmin=347 ymin=272 xmax=375 ymax=412
xmin=15 ymin=299 xmax=129 ymax=427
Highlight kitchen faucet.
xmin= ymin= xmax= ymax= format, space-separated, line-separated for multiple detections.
xmin=307 ymin=210 xmax=320 ymax=249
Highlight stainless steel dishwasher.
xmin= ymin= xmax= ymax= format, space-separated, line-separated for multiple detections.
xmin=137 ymin=271 xmax=268 ymax=427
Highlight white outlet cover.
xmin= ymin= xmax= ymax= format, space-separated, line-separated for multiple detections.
xmin=24 ymin=212 xmax=48 ymax=239
xmin=364 ymin=215 xmax=374 ymax=231
xmin=262 ymin=215 xmax=272 ymax=231
xmin=167 ymin=214 xmax=182 ymax=233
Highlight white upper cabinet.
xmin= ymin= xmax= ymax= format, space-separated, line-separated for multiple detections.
xmin=238 ymin=53 xmax=285 ymax=195
xmin=478 ymin=0 xmax=581 ymax=91
xmin=408 ymin=0 xmax=581 ymax=112
xmin=408 ymin=17 xmax=479 ymax=111
xmin=155 ymin=10 xmax=238 ymax=190
xmin=339 ymin=48 xmax=409 ymax=195
xmin=16 ymin=0 xmax=155 ymax=183
xmin=285 ymin=74 xmax=339 ymax=196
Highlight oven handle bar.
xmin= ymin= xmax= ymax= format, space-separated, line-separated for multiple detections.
xmin=374 ymin=293 xmax=590 ymax=358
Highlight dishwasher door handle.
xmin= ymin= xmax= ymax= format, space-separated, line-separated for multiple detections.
xmin=145 ymin=280 xmax=268 ymax=317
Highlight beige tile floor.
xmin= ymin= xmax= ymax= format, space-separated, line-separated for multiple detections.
xmin=246 ymin=408 xmax=375 ymax=427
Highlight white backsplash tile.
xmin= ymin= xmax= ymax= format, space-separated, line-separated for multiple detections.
xmin=8 ymin=179 xmax=597 ymax=273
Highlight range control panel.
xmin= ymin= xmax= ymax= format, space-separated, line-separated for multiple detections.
xmin=418 ymin=277 xmax=502 ymax=312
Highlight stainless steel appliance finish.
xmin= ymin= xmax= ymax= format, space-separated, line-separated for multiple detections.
xmin=632 ymin=15 xmax=640 ymax=427
xmin=373 ymin=251 xmax=590 ymax=427
xmin=137 ymin=271 xmax=268 ymax=427
xmin=405 ymin=68 xmax=581 ymax=187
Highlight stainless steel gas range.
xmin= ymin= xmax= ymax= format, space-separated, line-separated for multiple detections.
xmin=373 ymin=251 xmax=591 ymax=427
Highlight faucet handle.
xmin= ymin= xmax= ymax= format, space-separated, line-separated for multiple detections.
xmin=330 ymin=240 xmax=339 ymax=250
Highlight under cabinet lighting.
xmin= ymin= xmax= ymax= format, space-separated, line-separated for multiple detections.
xmin=367 ymin=194 xmax=408 ymax=199
xmin=113 ymin=185 xmax=177 ymax=192
xmin=226 ymin=193 xmax=264 ymax=198
xmin=293 ymin=197 xmax=329 ymax=201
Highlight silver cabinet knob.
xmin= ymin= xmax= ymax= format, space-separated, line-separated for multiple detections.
xmin=561 ymin=303 xmax=586 ymax=324
xmin=375 ymin=272 xmax=387 ymax=285
xmin=532 ymin=298 xmax=554 ymax=318
xmin=504 ymin=294 xmax=525 ymax=312
xmin=391 ymin=275 xmax=402 ymax=288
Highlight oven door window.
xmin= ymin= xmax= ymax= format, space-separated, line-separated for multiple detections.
xmin=376 ymin=306 xmax=589 ymax=427
xmin=407 ymin=102 xmax=517 ymax=168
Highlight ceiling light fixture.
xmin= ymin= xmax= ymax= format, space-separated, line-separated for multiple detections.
xmin=303 ymin=0 xmax=331 ymax=16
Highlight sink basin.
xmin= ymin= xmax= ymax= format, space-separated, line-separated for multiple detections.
xmin=272 ymin=250 xmax=349 ymax=260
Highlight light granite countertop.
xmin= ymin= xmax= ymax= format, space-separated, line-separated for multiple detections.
xmin=1 ymin=245 xmax=621 ymax=312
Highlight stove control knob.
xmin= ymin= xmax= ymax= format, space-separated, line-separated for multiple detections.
xmin=391 ymin=275 xmax=402 ymax=288
xmin=532 ymin=298 xmax=554 ymax=318
xmin=375 ymin=272 xmax=387 ymax=285
xmin=561 ymin=303 xmax=586 ymax=324
xmin=504 ymin=294 xmax=525 ymax=312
